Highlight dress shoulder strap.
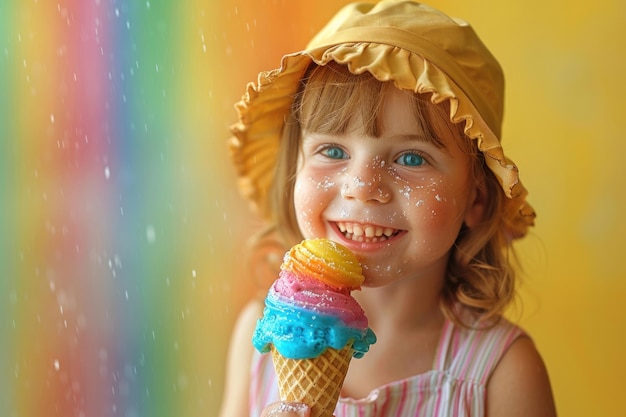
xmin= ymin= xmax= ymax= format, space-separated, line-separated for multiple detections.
xmin=434 ymin=318 xmax=526 ymax=385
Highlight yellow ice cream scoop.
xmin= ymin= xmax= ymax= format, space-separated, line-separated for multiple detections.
xmin=282 ymin=238 xmax=364 ymax=290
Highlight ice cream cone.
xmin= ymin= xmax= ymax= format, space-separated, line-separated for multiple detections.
xmin=253 ymin=239 xmax=376 ymax=416
xmin=271 ymin=342 xmax=353 ymax=417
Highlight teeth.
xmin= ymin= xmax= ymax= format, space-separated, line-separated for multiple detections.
xmin=336 ymin=222 xmax=399 ymax=243
xmin=365 ymin=226 xmax=374 ymax=238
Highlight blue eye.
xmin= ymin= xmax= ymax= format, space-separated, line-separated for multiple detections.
xmin=396 ymin=152 xmax=425 ymax=167
xmin=322 ymin=146 xmax=347 ymax=160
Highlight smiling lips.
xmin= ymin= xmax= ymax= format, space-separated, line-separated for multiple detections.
xmin=336 ymin=221 xmax=402 ymax=243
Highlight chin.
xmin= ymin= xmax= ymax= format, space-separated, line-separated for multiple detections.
xmin=360 ymin=267 xmax=396 ymax=288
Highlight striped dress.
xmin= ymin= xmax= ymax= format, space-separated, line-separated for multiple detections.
xmin=249 ymin=316 xmax=525 ymax=417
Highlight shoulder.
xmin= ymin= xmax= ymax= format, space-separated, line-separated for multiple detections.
xmin=237 ymin=295 xmax=266 ymax=331
xmin=486 ymin=335 xmax=557 ymax=417
xmin=218 ymin=296 xmax=265 ymax=417
xmin=228 ymin=296 xmax=266 ymax=354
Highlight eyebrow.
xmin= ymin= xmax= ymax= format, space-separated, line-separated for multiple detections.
xmin=303 ymin=131 xmax=453 ymax=156
xmin=388 ymin=133 xmax=449 ymax=152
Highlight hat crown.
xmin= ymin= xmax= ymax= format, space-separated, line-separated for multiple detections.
xmin=308 ymin=0 xmax=504 ymax=137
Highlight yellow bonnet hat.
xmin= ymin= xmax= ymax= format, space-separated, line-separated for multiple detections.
xmin=229 ymin=0 xmax=536 ymax=238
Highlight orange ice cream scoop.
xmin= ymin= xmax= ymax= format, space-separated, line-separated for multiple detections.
xmin=282 ymin=238 xmax=364 ymax=290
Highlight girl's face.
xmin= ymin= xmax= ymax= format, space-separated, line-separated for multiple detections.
xmin=293 ymin=87 xmax=485 ymax=287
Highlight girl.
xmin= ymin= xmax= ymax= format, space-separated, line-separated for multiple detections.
xmin=221 ymin=1 xmax=556 ymax=416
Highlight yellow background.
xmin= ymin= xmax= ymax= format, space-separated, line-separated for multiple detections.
xmin=218 ymin=1 xmax=626 ymax=416
xmin=3 ymin=0 xmax=620 ymax=415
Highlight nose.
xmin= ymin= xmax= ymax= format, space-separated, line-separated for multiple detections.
xmin=340 ymin=163 xmax=392 ymax=203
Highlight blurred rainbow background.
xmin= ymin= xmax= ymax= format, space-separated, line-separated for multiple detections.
xmin=1 ymin=1 xmax=624 ymax=416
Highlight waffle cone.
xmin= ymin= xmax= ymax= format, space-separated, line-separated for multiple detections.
xmin=271 ymin=343 xmax=353 ymax=417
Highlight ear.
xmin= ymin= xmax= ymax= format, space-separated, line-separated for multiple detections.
xmin=463 ymin=181 xmax=487 ymax=229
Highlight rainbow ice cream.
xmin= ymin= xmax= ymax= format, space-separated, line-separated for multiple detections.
xmin=253 ymin=238 xmax=376 ymax=359
xmin=253 ymin=238 xmax=376 ymax=417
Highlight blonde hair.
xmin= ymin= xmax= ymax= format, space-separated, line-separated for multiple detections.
xmin=263 ymin=62 xmax=517 ymax=326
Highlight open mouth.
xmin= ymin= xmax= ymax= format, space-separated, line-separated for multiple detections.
xmin=335 ymin=221 xmax=402 ymax=243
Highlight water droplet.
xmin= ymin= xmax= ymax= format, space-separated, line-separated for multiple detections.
xmin=146 ymin=225 xmax=156 ymax=243
xmin=54 ymin=359 xmax=60 ymax=371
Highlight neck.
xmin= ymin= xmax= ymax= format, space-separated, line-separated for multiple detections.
xmin=355 ymin=271 xmax=445 ymax=334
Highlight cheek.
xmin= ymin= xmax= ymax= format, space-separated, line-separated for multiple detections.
xmin=395 ymin=177 xmax=466 ymax=233
xmin=293 ymin=175 xmax=336 ymax=237
xmin=395 ymin=177 xmax=452 ymax=210
xmin=293 ymin=181 xmax=313 ymax=235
